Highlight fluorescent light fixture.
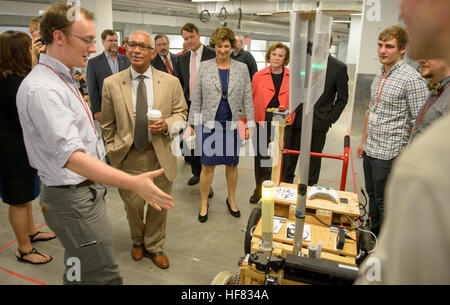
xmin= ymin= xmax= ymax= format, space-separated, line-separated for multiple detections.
xmin=332 ymin=20 xmax=351 ymax=23
xmin=256 ymin=12 xmax=273 ymax=16
xmin=191 ymin=0 xmax=229 ymax=2
xmin=350 ymin=13 xmax=362 ymax=16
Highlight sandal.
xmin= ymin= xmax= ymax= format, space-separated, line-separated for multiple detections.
xmin=15 ymin=248 xmax=53 ymax=265
xmin=29 ymin=231 xmax=57 ymax=243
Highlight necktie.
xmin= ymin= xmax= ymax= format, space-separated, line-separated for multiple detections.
xmin=189 ymin=51 xmax=197 ymax=100
xmin=134 ymin=75 xmax=149 ymax=152
xmin=164 ymin=56 xmax=174 ymax=75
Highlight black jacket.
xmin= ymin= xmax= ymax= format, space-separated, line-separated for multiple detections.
xmin=151 ymin=52 xmax=179 ymax=76
xmin=293 ymin=55 xmax=349 ymax=132
xmin=174 ymin=45 xmax=216 ymax=107
xmin=87 ymin=52 xmax=130 ymax=114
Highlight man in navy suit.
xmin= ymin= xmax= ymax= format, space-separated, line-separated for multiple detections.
xmin=151 ymin=34 xmax=178 ymax=77
xmin=87 ymin=29 xmax=130 ymax=122
xmin=282 ymin=41 xmax=349 ymax=186
xmin=174 ymin=23 xmax=215 ymax=190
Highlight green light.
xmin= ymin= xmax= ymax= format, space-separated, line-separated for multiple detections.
xmin=312 ymin=64 xmax=326 ymax=70
xmin=300 ymin=71 xmax=306 ymax=76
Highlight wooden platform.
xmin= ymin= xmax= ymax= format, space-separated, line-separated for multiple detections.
xmin=248 ymin=183 xmax=360 ymax=267
xmin=251 ymin=220 xmax=357 ymax=266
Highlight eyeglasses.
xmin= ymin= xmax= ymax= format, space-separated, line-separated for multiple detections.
xmin=156 ymin=42 xmax=169 ymax=47
xmin=71 ymin=34 xmax=96 ymax=46
xmin=128 ymin=42 xmax=154 ymax=51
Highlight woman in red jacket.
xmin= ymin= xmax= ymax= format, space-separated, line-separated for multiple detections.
xmin=249 ymin=42 xmax=290 ymax=203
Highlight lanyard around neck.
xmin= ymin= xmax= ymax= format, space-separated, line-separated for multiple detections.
xmin=413 ymin=84 xmax=450 ymax=132
xmin=38 ymin=63 xmax=97 ymax=136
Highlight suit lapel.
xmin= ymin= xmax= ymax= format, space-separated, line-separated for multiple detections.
xmin=279 ymin=68 xmax=290 ymax=95
xmin=152 ymin=67 xmax=162 ymax=110
xmin=119 ymin=68 xmax=134 ymax=123
xmin=118 ymin=55 xmax=128 ymax=71
xmin=101 ymin=53 xmax=113 ymax=76
xmin=228 ymin=60 xmax=239 ymax=95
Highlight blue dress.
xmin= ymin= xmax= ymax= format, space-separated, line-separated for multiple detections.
xmin=200 ymin=69 xmax=240 ymax=166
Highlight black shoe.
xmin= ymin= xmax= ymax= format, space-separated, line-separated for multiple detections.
xmin=188 ymin=175 xmax=200 ymax=185
xmin=249 ymin=194 xmax=260 ymax=204
xmin=198 ymin=203 xmax=209 ymax=223
xmin=226 ymin=198 xmax=241 ymax=218
xmin=208 ymin=188 xmax=214 ymax=198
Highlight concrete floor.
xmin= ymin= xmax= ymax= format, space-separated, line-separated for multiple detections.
xmin=0 ymin=104 xmax=366 ymax=285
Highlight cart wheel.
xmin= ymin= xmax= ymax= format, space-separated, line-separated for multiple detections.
xmin=211 ymin=270 xmax=234 ymax=285
xmin=244 ymin=207 xmax=262 ymax=254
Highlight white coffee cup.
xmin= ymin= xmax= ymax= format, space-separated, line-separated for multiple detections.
xmin=147 ymin=110 xmax=162 ymax=127
xmin=185 ymin=135 xmax=196 ymax=150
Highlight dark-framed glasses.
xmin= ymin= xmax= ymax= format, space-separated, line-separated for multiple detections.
xmin=71 ymin=34 xmax=96 ymax=46
xmin=128 ymin=42 xmax=154 ymax=51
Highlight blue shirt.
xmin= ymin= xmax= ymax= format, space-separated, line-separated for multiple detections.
xmin=105 ymin=52 xmax=119 ymax=74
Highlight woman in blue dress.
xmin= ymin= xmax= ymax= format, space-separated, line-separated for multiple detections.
xmin=185 ymin=27 xmax=255 ymax=223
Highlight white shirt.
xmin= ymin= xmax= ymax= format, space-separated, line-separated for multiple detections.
xmin=189 ymin=44 xmax=204 ymax=74
xmin=16 ymin=54 xmax=100 ymax=186
xmin=130 ymin=66 xmax=154 ymax=141
xmin=159 ymin=53 xmax=173 ymax=70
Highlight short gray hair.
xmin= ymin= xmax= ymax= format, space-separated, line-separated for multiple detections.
xmin=130 ymin=30 xmax=155 ymax=48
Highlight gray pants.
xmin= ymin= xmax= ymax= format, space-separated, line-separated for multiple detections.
xmin=40 ymin=183 xmax=122 ymax=285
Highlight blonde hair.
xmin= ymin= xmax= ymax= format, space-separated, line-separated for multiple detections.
xmin=209 ymin=27 xmax=236 ymax=49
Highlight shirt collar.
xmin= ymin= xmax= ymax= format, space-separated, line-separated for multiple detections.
xmin=130 ymin=65 xmax=153 ymax=80
xmin=381 ymin=58 xmax=405 ymax=75
xmin=104 ymin=52 xmax=118 ymax=62
xmin=39 ymin=54 xmax=74 ymax=81
xmin=160 ymin=53 xmax=170 ymax=61
xmin=232 ymin=49 xmax=242 ymax=57
xmin=191 ymin=44 xmax=204 ymax=58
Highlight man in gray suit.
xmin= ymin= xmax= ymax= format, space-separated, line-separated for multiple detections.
xmin=87 ymin=29 xmax=130 ymax=122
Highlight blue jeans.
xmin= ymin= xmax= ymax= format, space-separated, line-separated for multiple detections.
xmin=363 ymin=153 xmax=395 ymax=236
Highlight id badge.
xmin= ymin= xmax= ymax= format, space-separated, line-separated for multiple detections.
xmin=368 ymin=112 xmax=379 ymax=125
xmin=96 ymin=137 xmax=106 ymax=161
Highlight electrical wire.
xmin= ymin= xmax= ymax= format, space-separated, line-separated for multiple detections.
xmin=345 ymin=215 xmax=377 ymax=254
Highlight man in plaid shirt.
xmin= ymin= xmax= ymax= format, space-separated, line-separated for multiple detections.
xmin=356 ymin=25 xmax=428 ymax=237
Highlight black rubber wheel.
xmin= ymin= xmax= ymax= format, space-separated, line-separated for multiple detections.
xmin=244 ymin=207 xmax=262 ymax=254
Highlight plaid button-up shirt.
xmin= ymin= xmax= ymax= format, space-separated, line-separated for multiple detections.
xmin=364 ymin=59 xmax=428 ymax=160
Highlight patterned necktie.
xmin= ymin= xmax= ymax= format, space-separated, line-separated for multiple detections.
xmin=189 ymin=51 xmax=197 ymax=100
xmin=134 ymin=75 xmax=149 ymax=152
xmin=164 ymin=56 xmax=174 ymax=75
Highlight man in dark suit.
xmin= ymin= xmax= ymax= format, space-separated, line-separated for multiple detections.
xmin=151 ymin=34 xmax=178 ymax=76
xmin=282 ymin=51 xmax=349 ymax=186
xmin=174 ymin=23 xmax=215 ymax=190
xmin=87 ymin=29 xmax=130 ymax=122
xmin=231 ymin=35 xmax=258 ymax=80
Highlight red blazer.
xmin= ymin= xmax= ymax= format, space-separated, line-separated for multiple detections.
xmin=252 ymin=66 xmax=290 ymax=125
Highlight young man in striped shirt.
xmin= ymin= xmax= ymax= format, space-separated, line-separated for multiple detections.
xmin=356 ymin=25 xmax=428 ymax=237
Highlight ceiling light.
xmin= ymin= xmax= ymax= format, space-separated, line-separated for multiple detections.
xmin=191 ymin=0 xmax=229 ymax=2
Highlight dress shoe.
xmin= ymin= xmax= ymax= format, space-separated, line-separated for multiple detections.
xmin=198 ymin=203 xmax=209 ymax=223
xmin=249 ymin=194 xmax=260 ymax=204
xmin=146 ymin=251 xmax=170 ymax=269
xmin=208 ymin=187 xmax=214 ymax=198
xmin=226 ymin=198 xmax=241 ymax=218
xmin=131 ymin=244 xmax=145 ymax=261
xmin=188 ymin=175 xmax=200 ymax=185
